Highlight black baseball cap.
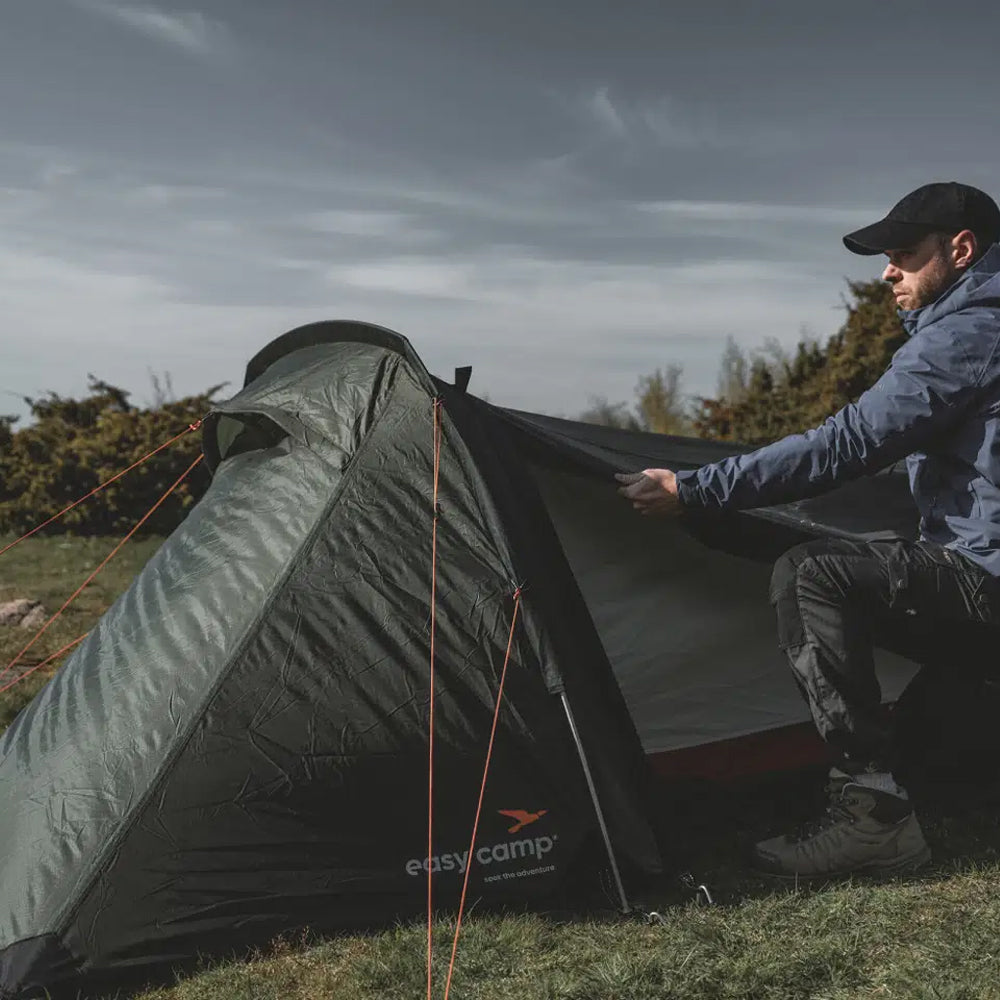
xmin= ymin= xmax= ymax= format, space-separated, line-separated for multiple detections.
xmin=843 ymin=181 xmax=1000 ymax=256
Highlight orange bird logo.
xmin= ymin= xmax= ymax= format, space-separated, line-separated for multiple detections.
xmin=498 ymin=809 xmax=548 ymax=834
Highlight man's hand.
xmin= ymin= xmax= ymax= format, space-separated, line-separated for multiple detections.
xmin=615 ymin=469 xmax=683 ymax=516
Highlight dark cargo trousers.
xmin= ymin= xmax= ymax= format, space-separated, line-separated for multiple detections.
xmin=770 ymin=537 xmax=1000 ymax=770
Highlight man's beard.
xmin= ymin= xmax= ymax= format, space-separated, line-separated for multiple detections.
xmin=909 ymin=255 xmax=962 ymax=310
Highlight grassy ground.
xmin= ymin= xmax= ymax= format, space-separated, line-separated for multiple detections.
xmin=131 ymin=873 xmax=1000 ymax=1000
xmin=4 ymin=534 xmax=1000 ymax=999
xmin=0 ymin=532 xmax=164 ymax=729
xmin=127 ymin=803 xmax=1000 ymax=1000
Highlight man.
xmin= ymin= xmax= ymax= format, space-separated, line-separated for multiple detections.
xmin=617 ymin=182 xmax=1000 ymax=878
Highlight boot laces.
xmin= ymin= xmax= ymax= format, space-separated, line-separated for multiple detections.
xmin=789 ymin=781 xmax=857 ymax=842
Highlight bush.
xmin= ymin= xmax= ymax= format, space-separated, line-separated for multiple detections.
xmin=694 ymin=280 xmax=906 ymax=444
xmin=0 ymin=377 xmax=226 ymax=538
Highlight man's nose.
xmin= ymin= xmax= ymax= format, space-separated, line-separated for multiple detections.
xmin=882 ymin=262 xmax=901 ymax=282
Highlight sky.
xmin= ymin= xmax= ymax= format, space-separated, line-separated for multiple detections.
xmin=3 ymin=0 xmax=1000 ymax=424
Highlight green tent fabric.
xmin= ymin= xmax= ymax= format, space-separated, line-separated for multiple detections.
xmin=0 ymin=322 xmax=665 ymax=999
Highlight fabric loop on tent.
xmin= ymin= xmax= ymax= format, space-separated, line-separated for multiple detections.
xmin=0 ymin=418 xmax=205 ymax=561
xmin=443 ymin=587 xmax=523 ymax=1000
xmin=0 ymin=454 xmax=205 ymax=689
xmin=427 ymin=397 xmax=444 ymax=1000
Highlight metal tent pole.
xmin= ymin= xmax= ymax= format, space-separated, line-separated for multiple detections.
xmin=559 ymin=692 xmax=631 ymax=914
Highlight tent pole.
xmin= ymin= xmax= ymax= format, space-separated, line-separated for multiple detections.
xmin=559 ymin=692 xmax=631 ymax=914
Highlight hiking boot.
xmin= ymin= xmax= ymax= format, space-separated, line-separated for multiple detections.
xmin=752 ymin=770 xmax=931 ymax=879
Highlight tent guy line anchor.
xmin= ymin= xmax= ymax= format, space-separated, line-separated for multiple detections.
xmin=679 ymin=871 xmax=715 ymax=906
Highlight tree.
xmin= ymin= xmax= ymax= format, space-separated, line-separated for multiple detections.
xmin=715 ymin=336 xmax=750 ymax=404
xmin=0 ymin=415 xmax=17 ymax=451
xmin=147 ymin=369 xmax=177 ymax=409
xmin=578 ymin=364 xmax=692 ymax=435
xmin=578 ymin=397 xmax=642 ymax=431
xmin=635 ymin=364 xmax=691 ymax=435
xmin=694 ymin=280 xmax=904 ymax=444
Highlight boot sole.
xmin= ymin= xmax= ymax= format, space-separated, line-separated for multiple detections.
xmin=753 ymin=844 xmax=932 ymax=882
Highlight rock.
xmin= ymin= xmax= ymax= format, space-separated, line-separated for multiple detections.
xmin=20 ymin=605 xmax=48 ymax=631
xmin=0 ymin=599 xmax=45 ymax=627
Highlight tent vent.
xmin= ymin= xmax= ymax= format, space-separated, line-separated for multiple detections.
xmin=213 ymin=413 xmax=289 ymax=464
xmin=454 ymin=366 xmax=472 ymax=393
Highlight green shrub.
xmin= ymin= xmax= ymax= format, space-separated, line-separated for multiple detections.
xmin=0 ymin=377 xmax=226 ymax=538
xmin=694 ymin=280 xmax=906 ymax=444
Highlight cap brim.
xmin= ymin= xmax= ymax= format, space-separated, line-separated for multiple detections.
xmin=842 ymin=219 xmax=936 ymax=255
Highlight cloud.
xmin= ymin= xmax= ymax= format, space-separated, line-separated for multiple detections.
xmin=635 ymin=97 xmax=727 ymax=150
xmin=69 ymin=0 xmax=233 ymax=60
xmin=568 ymin=87 xmax=816 ymax=157
xmin=0 ymin=227 xmax=846 ymax=423
xmin=0 ymin=187 xmax=46 ymax=223
xmin=299 ymin=210 xmax=435 ymax=241
xmin=577 ymin=87 xmax=729 ymax=151
xmin=588 ymin=87 xmax=629 ymax=139
xmin=638 ymin=200 xmax=876 ymax=226
xmin=185 ymin=218 xmax=242 ymax=238
xmin=314 ymin=249 xmax=851 ymax=419
xmin=0 ymin=138 xmax=878 ymax=429
xmin=221 ymin=161 xmax=592 ymax=229
xmin=0 ymin=246 xmax=278 ymax=411
xmin=324 ymin=250 xmax=828 ymax=326
xmin=38 ymin=162 xmax=80 ymax=187
xmin=128 ymin=183 xmax=228 ymax=204
xmin=329 ymin=258 xmax=474 ymax=299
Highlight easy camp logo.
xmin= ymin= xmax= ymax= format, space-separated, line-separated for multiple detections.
xmin=499 ymin=808 xmax=547 ymax=833
xmin=403 ymin=808 xmax=559 ymax=882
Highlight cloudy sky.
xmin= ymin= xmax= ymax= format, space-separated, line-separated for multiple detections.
xmin=3 ymin=1 xmax=999 ymax=424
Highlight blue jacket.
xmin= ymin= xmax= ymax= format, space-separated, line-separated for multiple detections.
xmin=676 ymin=243 xmax=1000 ymax=575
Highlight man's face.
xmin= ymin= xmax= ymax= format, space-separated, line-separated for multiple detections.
xmin=881 ymin=232 xmax=962 ymax=310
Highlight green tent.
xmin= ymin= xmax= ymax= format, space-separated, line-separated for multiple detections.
xmin=0 ymin=322 xmax=666 ymax=998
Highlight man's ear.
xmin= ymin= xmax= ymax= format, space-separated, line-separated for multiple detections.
xmin=952 ymin=229 xmax=978 ymax=270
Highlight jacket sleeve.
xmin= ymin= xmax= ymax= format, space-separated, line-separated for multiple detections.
xmin=675 ymin=324 xmax=983 ymax=511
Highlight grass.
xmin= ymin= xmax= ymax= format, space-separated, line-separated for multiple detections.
xmin=4 ymin=533 xmax=1000 ymax=999
xmin=131 ymin=867 xmax=1000 ymax=1000
xmin=0 ymin=532 xmax=164 ymax=729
